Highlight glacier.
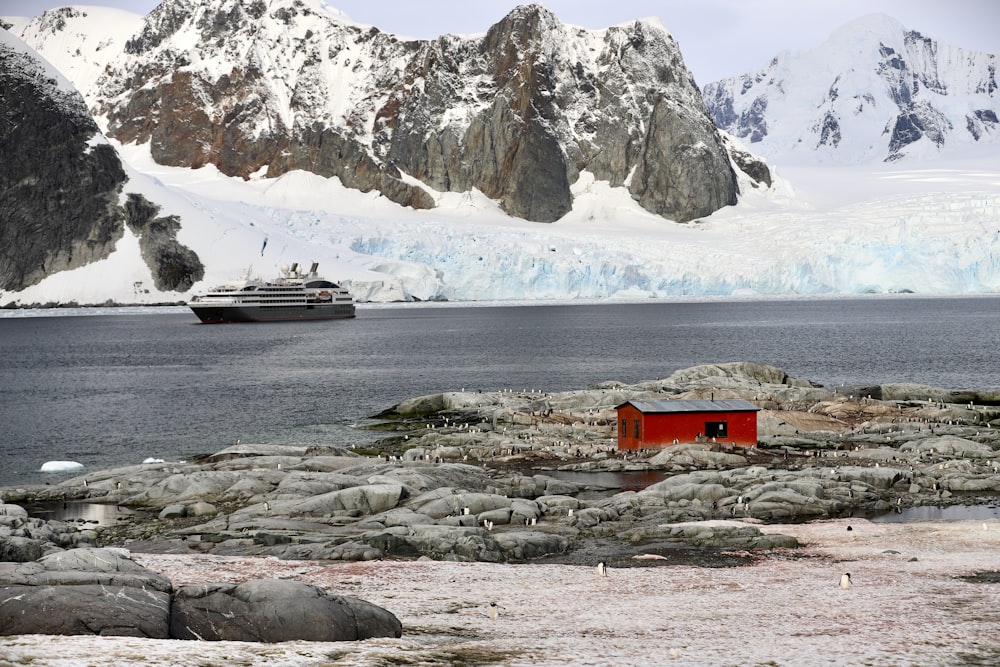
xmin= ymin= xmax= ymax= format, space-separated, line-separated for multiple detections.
xmin=3 ymin=137 xmax=997 ymax=308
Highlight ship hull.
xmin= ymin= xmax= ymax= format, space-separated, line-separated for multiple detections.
xmin=190 ymin=302 xmax=356 ymax=324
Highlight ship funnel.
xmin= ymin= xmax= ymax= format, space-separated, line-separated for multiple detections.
xmin=309 ymin=262 xmax=319 ymax=275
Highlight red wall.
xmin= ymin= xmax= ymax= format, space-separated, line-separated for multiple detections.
xmin=617 ymin=404 xmax=757 ymax=451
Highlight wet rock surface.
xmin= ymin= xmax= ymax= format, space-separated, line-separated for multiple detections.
xmin=2 ymin=362 xmax=999 ymax=569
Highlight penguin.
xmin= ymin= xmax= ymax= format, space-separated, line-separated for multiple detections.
xmin=487 ymin=601 xmax=499 ymax=620
xmin=840 ymin=573 xmax=852 ymax=589
xmin=597 ymin=562 xmax=607 ymax=577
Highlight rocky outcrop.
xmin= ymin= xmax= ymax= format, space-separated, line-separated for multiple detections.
xmin=0 ymin=502 xmax=97 ymax=559
xmin=0 ymin=32 xmax=202 ymax=297
xmin=76 ymin=1 xmax=749 ymax=223
xmin=0 ymin=36 xmax=125 ymax=292
xmin=170 ymin=579 xmax=402 ymax=642
xmin=0 ymin=548 xmax=173 ymax=638
xmin=124 ymin=193 xmax=203 ymax=292
xmin=0 ymin=546 xmax=402 ymax=642
xmin=4 ymin=363 xmax=1000 ymax=566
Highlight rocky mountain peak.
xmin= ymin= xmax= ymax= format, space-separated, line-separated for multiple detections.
xmin=11 ymin=1 xmax=764 ymax=225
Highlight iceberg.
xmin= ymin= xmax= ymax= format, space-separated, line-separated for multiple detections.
xmin=39 ymin=460 xmax=84 ymax=473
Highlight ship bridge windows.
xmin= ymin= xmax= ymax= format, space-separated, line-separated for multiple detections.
xmin=306 ymin=280 xmax=337 ymax=288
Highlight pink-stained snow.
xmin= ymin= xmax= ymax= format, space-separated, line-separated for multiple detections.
xmin=2 ymin=518 xmax=999 ymax=666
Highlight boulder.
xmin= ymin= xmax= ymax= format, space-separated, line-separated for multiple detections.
xmin=266 ymin=541 xmax=384 ymax=561
xmin=132 ymin=471 xmax=246 ymax=505
xmin=492 ymin=531 xmax=570 ymax=560
xmin=159 ymin=503 xmax=187 ymax=519
xmin=0 ymin=504 xmax=29 ymax=519
xmin=648 ymin=444 xmax=747 ymax=468
xmin=901 ymin=435 xmax=995 ymax=459
xmin=642 ymin=482 xmax=731 ymax=504
xmin=169 ymin=579 xmax=402 ymax=642
xmin=365 ymin=525 xmax=504 ymax=562
xmin=187 ymin=501 xmax=218 ymax=517
xmin=0 ymin=535 xmax=56 ymax=562
xmin=412 ymin=491 xmax=513 ymax=519
xmin=832 ymin=466 xmax=906 ymax=490
xmin=0 ymin=548 xmax=172 ymax=638
xmin=281 ymin=484 xmax=406 ymax=516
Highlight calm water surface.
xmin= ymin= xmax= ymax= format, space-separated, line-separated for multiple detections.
xmin=1 ymin=296 xmax=998 ymax=486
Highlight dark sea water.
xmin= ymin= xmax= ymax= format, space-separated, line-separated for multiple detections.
xmin=1 ymin=296 xmax=998 ymax=487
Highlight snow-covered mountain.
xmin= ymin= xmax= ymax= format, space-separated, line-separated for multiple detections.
xmin=20 ymin=0 xmax=761 ymax=224
xmin=703 ymin=14 xmax=999 ymax=163
xmin=1 ymin=6 xmax=998 ymax=307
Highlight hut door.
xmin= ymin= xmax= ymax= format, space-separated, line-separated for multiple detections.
xmin=705 ymin=421 xmax=728 ymax=438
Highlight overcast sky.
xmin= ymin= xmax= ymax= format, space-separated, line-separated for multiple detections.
xmin=3 ymin=0 xmax=998 ymax=83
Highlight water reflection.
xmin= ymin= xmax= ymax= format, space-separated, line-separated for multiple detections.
xmin=872 ymin=504 xmax=1000 ymax=523
xmin=24 ymin=502 xmax=145 ymax=527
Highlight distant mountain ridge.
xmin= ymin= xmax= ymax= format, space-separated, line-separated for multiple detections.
xmin=702 ymin=14 xmax=999 ymax=163
xmin=12 ymin=0 xmax=768 ymax=224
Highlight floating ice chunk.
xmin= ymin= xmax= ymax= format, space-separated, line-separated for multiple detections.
xmin=40 ymin=461 xmax=84 ymax=473
xmin=143 ymin=457 xmax=165 ymax=464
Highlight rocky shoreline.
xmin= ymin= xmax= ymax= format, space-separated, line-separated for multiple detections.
xmin=2 ymin=362 xmax=999 ymax=566
xmin=4 ymin=361 xmax=1000 ymax=648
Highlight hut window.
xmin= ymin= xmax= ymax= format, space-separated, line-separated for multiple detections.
xmin=705 ymin=421 xmax=728 ymax=438
xmin=633 ymin=420 xmax=640 ymax=438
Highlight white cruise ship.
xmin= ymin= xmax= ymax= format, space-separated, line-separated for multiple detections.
xmin=188 ymin=262 xmax=355 ymax=323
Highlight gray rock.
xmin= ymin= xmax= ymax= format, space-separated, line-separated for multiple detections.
xmin=372 ymin=507 xmax=436 ymax=528
xmin=0 ymin=39 xmax=126 ymax=293
xmin=492 ymin=531 xmax=570 ymax=560
xmin=266 ymin=541 xmax=383 ymax=562
xmin=0 ymin=504 xmax=28 ymax=519
xmin=132 ymin=470 xmax=247 ymax=505
xmin=478 ymin=507 xmax=513 ymax=526
xmin=643 ymin=482 xmax=731 ymax=504
xmin=282 ymin=483 xmax=405 ymax=516
xmin=187 ymin=501 xmax=218 ymax=517
xmin=159 ymin=504 xmax=187 ymax=519
xmin=901 ymin=435 xmax=995 ymax=459
xmin=0 ymin=536 xmax=56 ymax=562
xmin=413 ymin=491 xmax=513 ymax=519
xmin=365 ymin=525 xmax=505 ymax=562
xmin=169 ymin=579 xmax=402 ymax=642
xmin=0 ymin=548 xmax=172 ymax=638
xmin=648 ymin=444 xmax=747 ymax=468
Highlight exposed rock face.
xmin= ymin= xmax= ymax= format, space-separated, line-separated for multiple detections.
xmin=124 ymin=193 xmax=204 ymax=291
xmin=0 ymin=37 xmax=125 ymax=292
xmin=0 ymin=548 xmax=173 ymax=638
xmin=703 ymin=14 xmax=999 ymax=162
xmin=170 ymin=579 xmax=402 ymax=642
xmin=0 ymin=545 xmax=403 ymax=641
xmin=0 ymin=32 xmax=203 ymax=296
xmin=76 ymin=1 xmax=744 ymax=223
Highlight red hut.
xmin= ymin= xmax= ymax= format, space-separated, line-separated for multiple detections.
xmin=615 ymin=399 xmax=759 ymax=451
